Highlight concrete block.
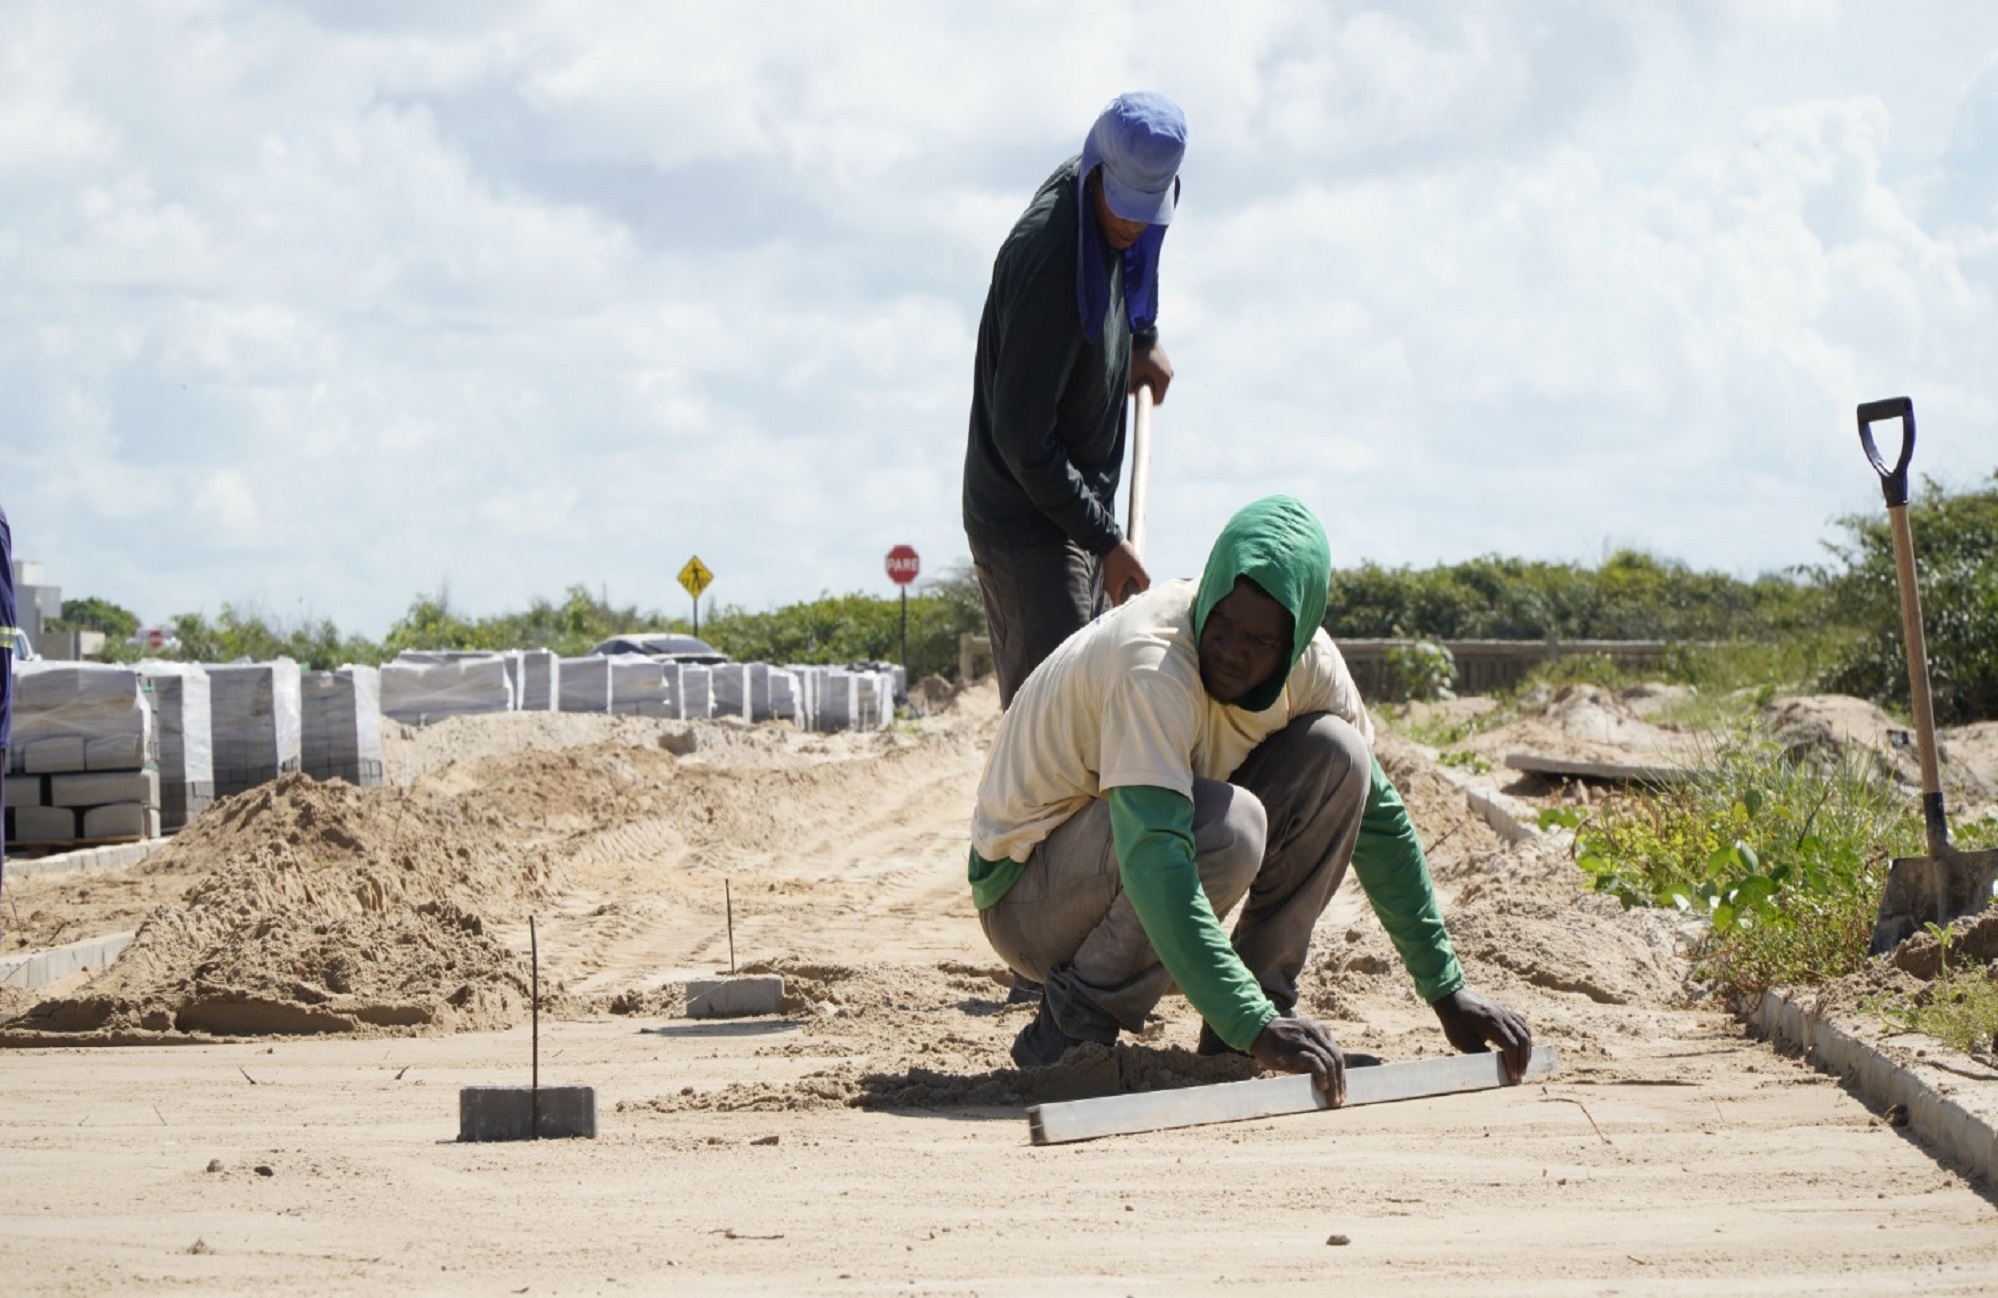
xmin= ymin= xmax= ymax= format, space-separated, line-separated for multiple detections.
xmin=12 ymin=804 xmax=78 ymax=843
xmin=0 ymin=931 xmax=135 ymax=991
xmin=685 ymin=974 xmax=785 ymax=1018
xmin=85 ymin=733 xmax=149 ymax=770
xmin=457 ymin=1085 xmax=597 ymax=1142
xmin=3 ymin=774 xmax=41 ymax=809
xmin=24 ymin=737 xmax=87 ymax=774
xmin=680 ymin=666 xmax=713 ymax=719
xmin=50 ymin=770 xmax=160 ymax=809
xmin=81 ymin=803 xmax=157 ymax=840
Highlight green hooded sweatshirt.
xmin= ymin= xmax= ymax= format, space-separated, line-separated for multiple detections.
xmin=972 ymin=496 xmax=1463 ymax=1051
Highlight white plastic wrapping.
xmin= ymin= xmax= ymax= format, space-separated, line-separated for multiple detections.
xmin=380 ymin=655 xmax=513 ymax=724
xmin=136 ymin=660 xmax=215 ymax=830
xmin=302 ymin=665 xmax=385 ymax=787
xmin=9 ymin=662 xmax=155 ymax=773
xmin=557 ymin=656 xmax=611 ymax=713
xmin=517 ymin=649 xmax=558 ymax=712
xmin=206 ymin=658 xmax=304 ymax=797
xmin=609 ymin=654 xmax=678 ymax=718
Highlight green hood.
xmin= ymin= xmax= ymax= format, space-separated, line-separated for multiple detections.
xmin=1192 ymin=496 xmax=1332 ymax=712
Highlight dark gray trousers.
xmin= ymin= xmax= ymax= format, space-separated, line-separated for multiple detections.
xmin=967 ymin=533 xmax=1106 ymax=709
xmin=979 ymin=713 xmax=1372 ymax=1040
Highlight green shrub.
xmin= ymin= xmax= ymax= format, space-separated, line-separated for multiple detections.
xmin=1324 ymin=549 xmax=1820 ymax=642
xmin=1574 ymin=733 xmax=1922 ymax=1000
xmin=1815 ymin=472 xmax=1998 ymax=725
xmin=1378 ymin=638 xmax=1457 ymax=702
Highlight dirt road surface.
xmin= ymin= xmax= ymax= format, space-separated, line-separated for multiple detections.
xmin=4 ymin=681 xmax=1995 ymax=1294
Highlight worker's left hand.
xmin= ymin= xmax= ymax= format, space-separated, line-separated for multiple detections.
xmin=1130 ymin=337 xmax=1173 ymax=404
xmin=1430 ymin=986 xmax=1533 ymax=1083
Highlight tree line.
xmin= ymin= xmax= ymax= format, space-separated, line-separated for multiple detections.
xmin=52 ymin=471 xmax=1998 ymax=721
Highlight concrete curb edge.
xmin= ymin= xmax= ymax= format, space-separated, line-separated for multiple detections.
xmin=0 ymin=931 xmax=136 ymax=993
xmin=1752 ymin=988 xmax=1997 ymax=1183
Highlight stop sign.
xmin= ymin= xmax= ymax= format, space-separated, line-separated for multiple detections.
xmin=885 ymin=544 xmax=920 ymax=586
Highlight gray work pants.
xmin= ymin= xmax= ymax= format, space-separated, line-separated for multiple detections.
xmin=967 ymin=533 xmax=1106 ymax=709
xmin=978 ymin=713 xmax=1371 ymax=1041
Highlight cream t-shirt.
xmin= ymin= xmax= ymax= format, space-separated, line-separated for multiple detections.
xmin=971 ymin=577 xmax=1373 ymax=864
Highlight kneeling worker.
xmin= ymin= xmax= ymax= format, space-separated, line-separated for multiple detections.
xmin=967 ymin=496 xmax=1532 ymax=1100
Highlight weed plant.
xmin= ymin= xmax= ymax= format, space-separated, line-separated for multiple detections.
xmin=1574 ymin=730 xmax=1923 ymax=1001
xmin=1873 ymin=923 xmax=1998 ymax=1057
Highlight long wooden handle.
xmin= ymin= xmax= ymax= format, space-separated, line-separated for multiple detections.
xmin=1127 ymin=382 xmax=1153 ymax=560
xmin=1888 ymin=503 xmax=1950 ymax=857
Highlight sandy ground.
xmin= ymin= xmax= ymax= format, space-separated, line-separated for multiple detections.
xmin=4 ymin=680 xmax=1997 ymax=1294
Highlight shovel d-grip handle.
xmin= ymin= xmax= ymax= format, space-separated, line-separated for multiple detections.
xmin=1857 ymin=396 xmax=1916 ymax=508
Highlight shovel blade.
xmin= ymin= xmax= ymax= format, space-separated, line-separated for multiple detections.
xmin=1868 ymin=848 xmax=1998 ymax=956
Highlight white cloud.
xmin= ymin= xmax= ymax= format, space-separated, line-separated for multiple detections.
xmin=2 ymin=0 xmax=1997 ymax=637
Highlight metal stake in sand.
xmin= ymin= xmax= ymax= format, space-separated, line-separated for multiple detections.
xmin=725 ymin=879 xmax=736 ymax=975
xmin=530 ymin=914 xmax=540 ymax=1141
xmin=456 ymin=915 xmax=597 ymax=1142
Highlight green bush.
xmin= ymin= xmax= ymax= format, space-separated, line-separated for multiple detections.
xmin=1574 ymin=734 xmax=1922 ymax=1000
xmin=1816 ymin=473 xmax=1998 ymax=725
xmin=163 ymin=604 xmax=384 ymax=671
xmin=703 ymin=563 xmax=987 ymax=681
xmin=1324 ymin=549 xmax=1819 ymax=642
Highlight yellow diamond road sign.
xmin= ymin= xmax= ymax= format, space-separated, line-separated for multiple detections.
xmin=678 ymin=555 xmax=714 ymax=599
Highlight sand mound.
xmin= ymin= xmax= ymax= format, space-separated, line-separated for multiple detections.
xmin=2 ymin=762 xmax=582 ymax=1041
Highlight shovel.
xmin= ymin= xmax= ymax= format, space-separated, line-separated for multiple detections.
xmin=1119 ymin=380 xmax=1155 ymax=604
xmin=1857 ymin=396 xmax=1998 ymax=955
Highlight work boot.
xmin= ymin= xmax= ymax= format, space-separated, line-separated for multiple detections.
xmin=1004 ymin=972 xmax=1044 ymax=1005
xmin=1010 ymin=998 xmax=1088 ymax=1068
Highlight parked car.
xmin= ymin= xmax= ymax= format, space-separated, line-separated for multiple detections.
xmin=7 ymin=625 xmax=36 ymax=661
xmin=587 ymin=633 xmax=731 ymax=664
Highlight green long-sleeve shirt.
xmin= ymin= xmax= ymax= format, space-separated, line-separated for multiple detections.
xmin=970 ymin=755 xmax=1464 ymax=1051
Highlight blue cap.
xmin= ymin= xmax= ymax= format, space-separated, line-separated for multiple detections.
xmin=1083 ymin=92 xmax=1186 ymax=226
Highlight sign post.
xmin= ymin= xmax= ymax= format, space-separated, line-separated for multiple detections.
xmin=678 ymin=556 xmax=714 ymax=637
xmin=884 ymin=544 xmax=920 ymax=667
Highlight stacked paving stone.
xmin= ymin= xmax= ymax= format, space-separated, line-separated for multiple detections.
xmin=208 ymin=659 xmax=303 ymax=799
xmin=137 ymin=662 xmax=215 ymax=832
xmin=557 ymin=655 xmax=611 ymax=712
xmin=767 ymin=669 xmax=800 ymax=724
xmin=609 ymin=655 xmax=679 ymax=718
xmin=301 ymin=665 xmax=385 ymax=787
xmin=4 ymin=663 xmax=160 ymax=847
xmin=710 ymin=663 xmax=761 ymax=722
xmin=515 ymin=649 xmax=559 ymax=711
xmin=380 ymin=654 xmax=513 ymax=725
xmin=680 ymin=665 xmax=713 ymax=720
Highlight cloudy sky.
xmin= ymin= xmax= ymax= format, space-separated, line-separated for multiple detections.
xmin=6 ymin=1 xmax=1998 ymax=637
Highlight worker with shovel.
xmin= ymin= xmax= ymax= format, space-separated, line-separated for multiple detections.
xmin=968 ymin=496 xmax=1532 ymax=1100
xmin=961 ymin=90 xmax=1183 ymax=709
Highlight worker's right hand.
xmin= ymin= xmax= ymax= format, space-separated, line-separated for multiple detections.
xmin=1250 ymin=1015 xmax=1347 ymax=1107
xmin=1102 ymin=539 xmax=1151 ymax=606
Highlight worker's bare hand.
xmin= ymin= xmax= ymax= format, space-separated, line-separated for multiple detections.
xmin=1130 ymin=338 xmax=1173 ymax=404
xmin=1102 ymin=539 xmax=1151 ymax=605
xmin=1431 ymin=986 xmax=1533 ymax=1082
xmin=1250 ymin=1015 xmax=1347 ymax=1107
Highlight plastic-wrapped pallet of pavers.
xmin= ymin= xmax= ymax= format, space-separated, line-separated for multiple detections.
xmin=768 ymin=669 xmax=800 ymax=724
xmin=609 ymin=655 xmax=679 ymax=718
xmin=207 ymin=658 xmax=303 ymax=799
xmin=8 ymin=662 xmax=155 ymax=776
xmin=516 ymin=648 xmax=559 ymax=712
xmin=379 ymin=654 xmax=513 ymax=725
xmin=557 ymin=655 xmax=610 ymax=713
xmin=6 ymin=662 xmax=160 ymax=846
xmin=136 ymin=661 xmax=215 ymax=833
xmin=302 ymin=665 xmax=385 ymax=788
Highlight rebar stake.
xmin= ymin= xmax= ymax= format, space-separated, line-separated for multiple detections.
xmin=530 ymin=914 xmax=540 ymax=1141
